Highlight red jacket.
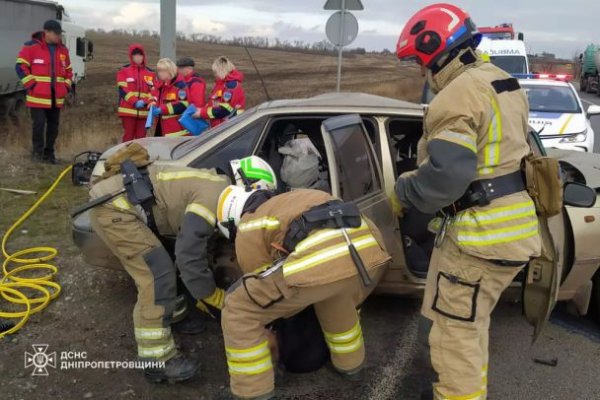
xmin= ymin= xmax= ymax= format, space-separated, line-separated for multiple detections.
xmin=183 ymin=72 xmax=206 ymax=108
xmin=200 ymin=69 xmax=245 ymax=127
xmin=152 ymin=74 xmax=191 ymax=137
xmin=16 ymin=31 xmax=73 ymax=109
xmin=116 ymin=44 xmax=155 ymax=118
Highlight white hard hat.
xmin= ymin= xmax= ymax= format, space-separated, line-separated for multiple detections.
xmin=217 ymin=185 xmax=257 ymax=239
xmin=230 ymin=156 xmax=277 ymax=190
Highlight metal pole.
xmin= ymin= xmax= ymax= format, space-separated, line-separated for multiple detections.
xmin=160 ymin=0 xmax=176 ymax=60
xmin=336 ymin=0 xmax=346 ymax=92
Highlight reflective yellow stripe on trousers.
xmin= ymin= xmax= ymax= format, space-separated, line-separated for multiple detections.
xmin=138 ymin=337 xmax=176 ymax=359
xmin=433 ymin=388 xmax=486 ymax=400
xmin=479 ymin=97 xmax=502 ymax=176
xmin=323 ymin=320 xmax=363 ymax=354
xmin=226 ymin=340 xmax=273 ymax=375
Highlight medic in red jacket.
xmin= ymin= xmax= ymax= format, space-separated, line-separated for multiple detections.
xmin=16 ymin=31 xmax=73 ymax=108
xmin=194 ymin=56 xmax=245 ymax=127
xmin=149 ymin=60 xmax=191 ymax=137
xmin=176 ymin=57 xmax=206 ymax=109
xmin=116 ymin=44 xmax=155 ymax=142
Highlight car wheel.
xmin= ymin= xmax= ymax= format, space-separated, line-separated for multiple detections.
xmin=581 ymin=78 xmax=587 ymax=93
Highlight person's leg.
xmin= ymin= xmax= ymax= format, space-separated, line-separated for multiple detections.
xmin=425 ymin=241 xmax=523 ymax=400
xmin=90 ymin=206 xmax=178 ymax=362
xmin=30 ymin=108 xmax=45 ymax=159
xmin=121 ymin=117 xmax=136 ymax=142
xmin=135 ymin=118 xmax=147 ymax=140
xmin=222 ymin=271 xmax=359 ymax=399
xmin=44 ymin=107 xmax=60 ymax=161
xmin=313 ymin=290 xmax=364 ymax=374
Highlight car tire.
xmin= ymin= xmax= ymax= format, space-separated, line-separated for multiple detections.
xmin=591 ymin=271 xmax=600 ymax=325
xmin=581 ymin=78 xmax=587 ymax=93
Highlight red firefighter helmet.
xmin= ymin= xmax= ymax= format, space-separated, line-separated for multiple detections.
xmin=396 ymin=3 xmax=481 ymax=68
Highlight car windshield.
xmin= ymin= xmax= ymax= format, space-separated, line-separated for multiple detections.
xmin=171 ymin=107 xmax=257 ymax=159
xmin=490 ymin=56 xmax=527 ymax=74
xmin=522 ymin=84 xmax=582 ymax=114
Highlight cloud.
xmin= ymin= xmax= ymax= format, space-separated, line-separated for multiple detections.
xmin=60 ymin=0 xmax=599 ymax=57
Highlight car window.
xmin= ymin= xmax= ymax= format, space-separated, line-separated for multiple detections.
xmin=522 ymin=84 xmax=582 ymax=114
xmin=189 ymin=117 xmax=265 ymax=172
xmin=171 ymin=108 xmax=257 ymax=159
xmin=490 ymin=56 xmax=527 ymax=74
xmin=328 ymin=123 xmax=381 ymax=201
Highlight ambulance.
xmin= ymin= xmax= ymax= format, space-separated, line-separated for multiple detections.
xmin=477 ymin=37 xmax=529 ymax=74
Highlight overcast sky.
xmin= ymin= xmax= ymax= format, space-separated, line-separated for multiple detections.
xmin=60 ymin=0 xmax=597 ymax=58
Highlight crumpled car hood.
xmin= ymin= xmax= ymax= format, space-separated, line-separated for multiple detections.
xmin=548 ymin=148 xmax=600 ymax=189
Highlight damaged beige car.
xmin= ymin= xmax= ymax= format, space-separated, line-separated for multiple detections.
xmin=72 ymin=93 xmax=600 ymax=339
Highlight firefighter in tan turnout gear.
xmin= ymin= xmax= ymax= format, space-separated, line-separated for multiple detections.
xmin=87 ymin=145 xmax=277 ymax=383
xmin=395 ymin=4 xmax=541 ymax=400
xmin=217 ymin=185 xmax=391 ymax=399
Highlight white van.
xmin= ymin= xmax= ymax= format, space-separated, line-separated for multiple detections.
xmin=477 ymin=37 xmax=529 ymax=74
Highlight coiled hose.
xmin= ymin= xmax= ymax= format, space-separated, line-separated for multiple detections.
xmin=0 ymin=165 xmax=73 ymax=339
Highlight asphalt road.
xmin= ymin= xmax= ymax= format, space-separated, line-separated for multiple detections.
xmin=577 ymin=85 xmax=600 ymax=153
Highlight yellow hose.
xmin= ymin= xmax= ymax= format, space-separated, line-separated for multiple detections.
xmin=0 ymin=165 xmax=73 ymax=339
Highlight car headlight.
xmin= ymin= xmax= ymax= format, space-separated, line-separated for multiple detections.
xmin=560 ymin=130 xmax=587 ymax=143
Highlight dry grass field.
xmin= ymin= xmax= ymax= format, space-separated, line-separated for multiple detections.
xmin=2 ymin=31 xmax=423 ymax=158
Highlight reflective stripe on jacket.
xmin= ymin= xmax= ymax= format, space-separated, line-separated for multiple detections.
xmin=152 ymin=74 xmax=191 ymax=137
xmin=396 ymin=48 xmax=541 ymax=262
xmin=234 ymin=189 xmax=391 ymax=287
xmin=116 ymin=44 xmax=154 ymax=119
xmin=15 ymin=31 xmax=72 ymax=109
xmin=200 ymin=69 xmax=245 ymax=127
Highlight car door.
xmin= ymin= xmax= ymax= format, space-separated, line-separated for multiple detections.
xmin=320 ymin=114 xmax=402 ymax=267
xmin=522 ymin=130 xmax=562 ymax=343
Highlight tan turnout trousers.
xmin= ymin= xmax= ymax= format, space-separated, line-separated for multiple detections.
xmin=222 ymin=265 xmax=386 ymax=399
xmin=91 ymin=206 xmax=178 ymax=362
xmin=421 ymin=239 xmax=524 ymax=400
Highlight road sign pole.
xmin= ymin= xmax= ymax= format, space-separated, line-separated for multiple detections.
xmin=160 ymin=0 xmax=176 ymax=60
xmin=336 ymin=0 xmax=346 ymax=92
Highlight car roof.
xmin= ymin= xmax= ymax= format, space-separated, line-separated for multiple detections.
xmin=256 ymin=92 xmax=422 ymax=111
xmin=518 ymin=79 xmax=572 ymax=88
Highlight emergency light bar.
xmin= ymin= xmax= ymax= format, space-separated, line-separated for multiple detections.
xmin=513 ymin=73 xmax=573 ymax=82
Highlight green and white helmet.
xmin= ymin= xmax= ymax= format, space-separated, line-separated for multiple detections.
xmin=230 ymin=156 xmax=277 ymax=190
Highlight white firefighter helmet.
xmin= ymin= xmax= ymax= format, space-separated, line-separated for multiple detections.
xmin=217 ymin=185 xmax=257 ymax=238
xmin=230 ymin=156 xmax=277 ymax=190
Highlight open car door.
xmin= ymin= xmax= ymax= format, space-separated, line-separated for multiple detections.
xmin=522 ymin=130 xmax=561 ymax=343
xmin=319 ymin=114 xmax=400 ymax=261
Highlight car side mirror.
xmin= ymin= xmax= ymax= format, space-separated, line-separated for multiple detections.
xmin=563 ymin=182 xmax=596 ymax=208
xmin=587 ymin=105 xmax=600 ymax=118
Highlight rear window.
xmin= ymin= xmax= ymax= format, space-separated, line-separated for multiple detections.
xmin=522 ymin=84 xmax=581 ymax=114
xmin=490 ymin=56 xmax=527 ymax=74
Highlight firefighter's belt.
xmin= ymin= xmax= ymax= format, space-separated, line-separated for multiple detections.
xmin=283 ymin=200 xmax=362 ymax=252
xmin=443 ymin=170 xmax=526 ymax=216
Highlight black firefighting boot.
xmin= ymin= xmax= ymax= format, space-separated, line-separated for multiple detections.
xmin=420 ymin=388 xmax=434 ymax=400
xmin=332 ymin=364 xmax=364 ymax=382
xmin=172 ymin=313 xmax=206 ymax=335
xmin=144 ymin=354 xmax=201 ymax=383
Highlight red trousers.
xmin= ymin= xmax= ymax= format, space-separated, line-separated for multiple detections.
xmin=120 ymin=117 xmax=147 ymax=142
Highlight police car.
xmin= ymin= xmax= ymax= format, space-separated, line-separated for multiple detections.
xmin=518 ymin=74 xmax=600 ymax=152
